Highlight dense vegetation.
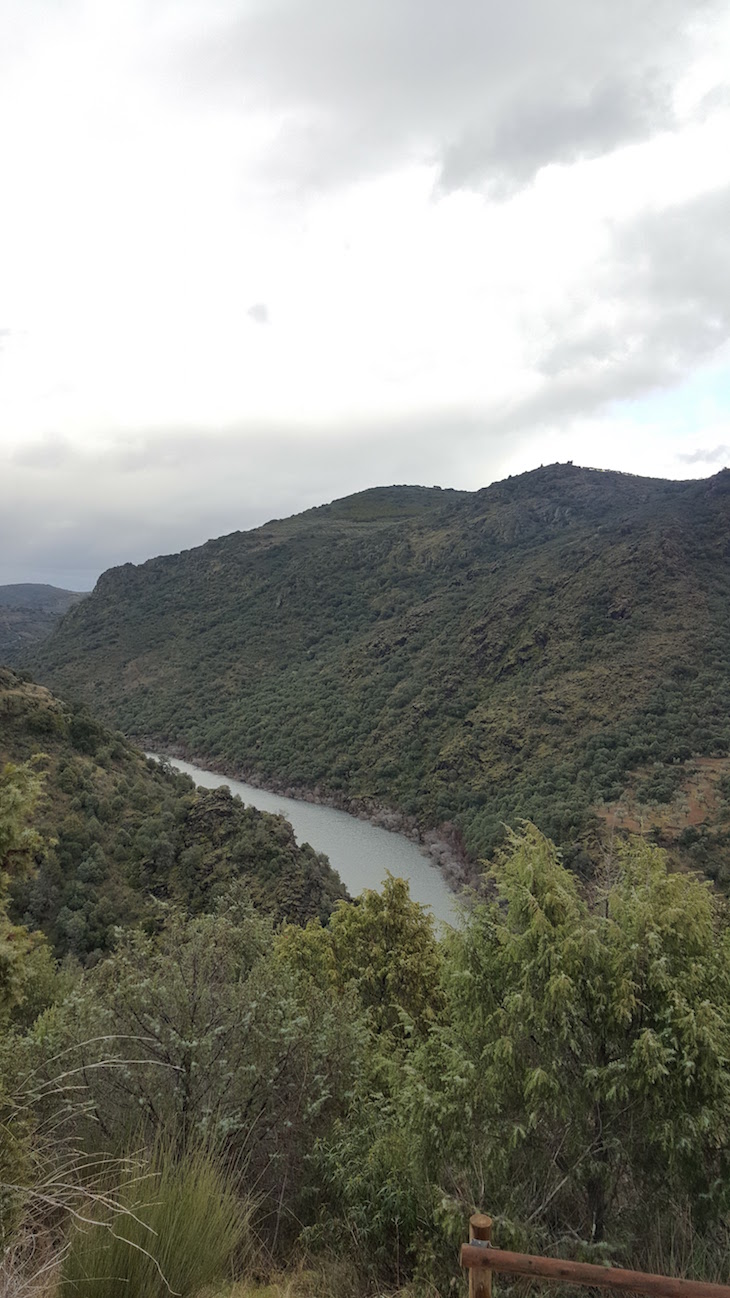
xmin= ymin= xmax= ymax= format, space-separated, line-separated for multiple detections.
xmin=0 ymin=584 xmax=86 ymax=664
xmin=28 ymin=465 xmax=730 ymax=877
xmin=7 ymin=464 xmax=730 ymax=1294
xmin=2 ymin=757 xmax=730 ymax=1296
xmin=0 ymin=668 xmax=345 ymax=960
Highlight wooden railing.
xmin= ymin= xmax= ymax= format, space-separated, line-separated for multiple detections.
xmin=461 ymin=1215 xmax=730 ymax=1298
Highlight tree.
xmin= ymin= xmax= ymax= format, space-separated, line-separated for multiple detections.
xmin=407 ymin=825 xmax=730 ymax=1254
xmin=0 ymin=761 xmax=48 ymax=1026
xmin=0 ymin=761 xmax=57 ymax=1246
xmin=275 ymin=878 xmax=447 ymax=1283
xmin=276 ymin=875 xmax=443 ymax=1041
xmin=39 ymin=888 xmax=366 ymax=1240
xmin=0 ymin=762 xmax=44 ymax=886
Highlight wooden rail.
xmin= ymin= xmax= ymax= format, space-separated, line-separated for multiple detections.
xmin=461 ymin=1216 xmax=730 ymax=1298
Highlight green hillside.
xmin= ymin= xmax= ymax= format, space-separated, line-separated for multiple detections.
xmin=27 ymin=464 xmax=730 ymax=877
xmin=0 ymin=668 xmax=345 ymax=959
xmin=0 ymin=583 xmax=87 ymax=663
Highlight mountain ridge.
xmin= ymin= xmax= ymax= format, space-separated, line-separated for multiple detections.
xmin=26 ymin=463 xmax=730 ymax=879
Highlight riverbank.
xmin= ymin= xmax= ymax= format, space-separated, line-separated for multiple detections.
xmin=137 ymin=736 xmax=481 ymax=897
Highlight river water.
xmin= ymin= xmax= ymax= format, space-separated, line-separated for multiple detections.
xmin=154 ymin=755 xmax=459 ymax=926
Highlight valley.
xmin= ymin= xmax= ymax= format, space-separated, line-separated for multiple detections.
xmin=5 ymin=5 xmax=730 ymax=1290
xmin=3 ymin=463 xmax=730 ymax=1298
xmin=27 ymin=463 xmax=730 ymax=882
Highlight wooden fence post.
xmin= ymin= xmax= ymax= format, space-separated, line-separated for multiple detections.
xmin=469 ymin=1213 xmax=493 ymax=1298
xmin=460 ymin=1238 xmax=730 ymax=1298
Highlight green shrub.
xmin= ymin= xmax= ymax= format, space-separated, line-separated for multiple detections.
xmin=63 ymin=1142 xmax=252 ymax=1298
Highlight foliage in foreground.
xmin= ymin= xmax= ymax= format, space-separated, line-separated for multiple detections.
xmin=282 ymin=832 xmax=730 ymax=1288
xmin=63 ymin=1142 xmax=250 ymax=1298
xmin=3 ymin=761 xmax=730 ymax=1296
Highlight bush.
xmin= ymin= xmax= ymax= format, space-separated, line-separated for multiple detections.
xmin=63 ymin=1142 xmax=253 ymax=1298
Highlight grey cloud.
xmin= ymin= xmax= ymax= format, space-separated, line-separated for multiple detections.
xmin=12 ymin=435 xmax=76 ymax=469
xmin=176 ymin=0 xmax=720 ymax=192
xmin=470 ymin=357 xmax=672 ymax=447
xmin=0 ymin=407 xmax=493 ymax=587
xmin=677 ymin=445 xmax=730 ymax=464
xmin=440 ymin=75 xmax=668 ymax=193
xmin=539 ymin=328 xmax=620 ymax=379
xmin=8 ymin=169 xmax=730 ymax=589
xmin=247 ymin=302 xmax=269 ymax=325
xmin=6 ymin=180 xmax=729 ymax=592
xmin=535 ymin=185 xmax=730 ymax=407
xmin=400 ymin=185 xmax=730 ymax=446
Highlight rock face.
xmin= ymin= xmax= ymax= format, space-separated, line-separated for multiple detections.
xmin=27 ymin=464 xmax=730 ymax=876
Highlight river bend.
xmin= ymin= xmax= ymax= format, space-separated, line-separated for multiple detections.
xmin=153 ymin=755 xmax=459 ymax=926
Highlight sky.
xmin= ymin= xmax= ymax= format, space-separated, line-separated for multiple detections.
xmin=1 ymin=0 xmax=729 ymax=589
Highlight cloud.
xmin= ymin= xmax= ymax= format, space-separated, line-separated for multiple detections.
xmin=535 ymin=184 xmax=730 ymax=407
xmin=4 ymin=180 xmax=729 ymax=589
xmin=0 ymin=407 xmax=496 ymax=586
xmin=0 ymin=0 xmax=729 ymax=594
xmin=677 ymin=444 xmax=730 ymax=464
xmin=12 ymin=434 xmax=76 ymax=469
xmin=439 ymin=74 xmax=668 ymax=195
xmin=180 ymin=0 xmax=722 ymax=192
xmin=247 ymin=302 xmax=269 ymax=325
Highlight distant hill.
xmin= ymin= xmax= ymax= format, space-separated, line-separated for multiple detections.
xmin=0 ymin=583 xmax=87 ymax=611
xmin=0 ymin=583 xmax=87 ymax=664
xmin=1 ymin=667 xmax=346 ymax=960
xmin=27 ymin=465 xmax=730 ymax=880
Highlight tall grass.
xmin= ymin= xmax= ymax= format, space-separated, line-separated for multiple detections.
xmin=62 ymin=1141 xmax=253 ymax=1298
xmin=641 ymin=1206 xmax=730 ymax=1284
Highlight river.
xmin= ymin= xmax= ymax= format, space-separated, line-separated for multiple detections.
xmin=154 ymin=755 xmax=460 ymax=926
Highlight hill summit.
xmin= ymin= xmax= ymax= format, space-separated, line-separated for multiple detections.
xmin=27 ymin=464 xmax=730 ymax=878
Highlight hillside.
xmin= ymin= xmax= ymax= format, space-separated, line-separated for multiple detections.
xmin=27 ymin=464 xmax=730 ymax=879
xmin=0 ymin=667 xmax=346 ymax=959
xmin=0 ymin=583 xmax=87 ymax=663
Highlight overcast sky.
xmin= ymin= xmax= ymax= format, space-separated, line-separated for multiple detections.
xmin=1 ymin=0 xmax=729 ymax=588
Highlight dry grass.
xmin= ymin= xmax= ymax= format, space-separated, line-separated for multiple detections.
xmin=0 ymin=1231 xmax=63 ymax=1298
